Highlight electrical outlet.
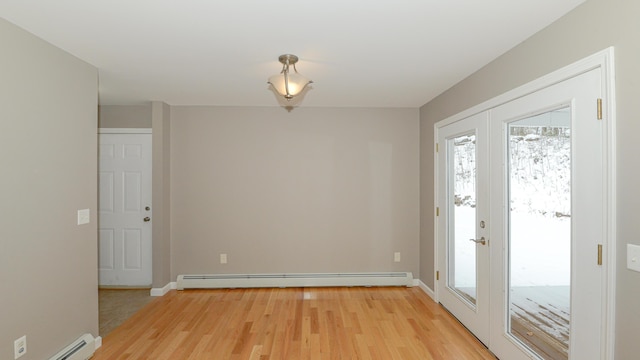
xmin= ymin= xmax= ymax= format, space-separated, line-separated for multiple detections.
xmin=14 ymin=335 xmax=26 ymax=359
xmin=394 ymin=252 xmax=401 ymax=262
xmin=220 ymin=253 xmax=228 ymax=264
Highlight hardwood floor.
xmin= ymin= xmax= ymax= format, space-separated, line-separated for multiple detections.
xmin=92 ymin=287 xmax=496 ymax=359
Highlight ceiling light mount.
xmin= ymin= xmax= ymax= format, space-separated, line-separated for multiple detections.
xmin=278 ymin=53 xmax=299 ymax=65
xmin=268 ymin=54 xmax=312 ymax=101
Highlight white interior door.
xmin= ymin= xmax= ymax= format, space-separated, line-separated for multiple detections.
xmin=99 ymin=132 xmax=152 ymax=286
xmin=489 ymin=68 xmax=604 ymax=360
xmin=436 ymin=112 xmax=490 ymax=345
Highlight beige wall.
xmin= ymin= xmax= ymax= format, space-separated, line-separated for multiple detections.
xmin=0 ymin=18 xmax=98 ymax=360
xmin=99 ymin=104 xmax=151 ymax=128
xmin=419 ymin=106 xmax=435 ymax=287
xmin=419 ymin=0 xmax=640 ymax=357
xmin=170 ymin=106 xmax=420 ymax=277
xmin=152 ymin=102 xmax=172 ymax=287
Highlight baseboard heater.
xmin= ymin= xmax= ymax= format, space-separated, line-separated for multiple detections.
xmin=177 ymin=272 xmax=413 ymax=290
xmin=48 ymin=333 xmax=95 ymax=360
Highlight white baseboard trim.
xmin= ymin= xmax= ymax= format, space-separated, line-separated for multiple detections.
xmin=150 ymin=282 xmax=177 ymax=296
xmin=416 ymin=279 xmax=435 ymax=301
xmin=94 ymin=336 xmax=102 ymax=350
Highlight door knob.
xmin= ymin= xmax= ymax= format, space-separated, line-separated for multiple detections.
xmin=144 ymin=217 xmax=151 ymax=222
xmin=469 ymin=237 xmax=486 ymax=245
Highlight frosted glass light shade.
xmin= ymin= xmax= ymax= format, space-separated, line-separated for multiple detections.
xmin=268 ymin=54 xmax=312 ymax=101
xmin=268 ymin=71 xmax=312 ymax=100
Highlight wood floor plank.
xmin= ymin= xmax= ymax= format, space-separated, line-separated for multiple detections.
xmin=93 ymin=287 xmax=496 ymax=359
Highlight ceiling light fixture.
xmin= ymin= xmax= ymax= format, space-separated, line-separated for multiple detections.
xmin=268 ymin=54 xmax=313 ymax=101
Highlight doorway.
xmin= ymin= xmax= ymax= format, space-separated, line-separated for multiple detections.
xmin=436 ymin=50 xmax=615 ymax=360
xmin=98 ymin=129 xmax=154 ymax=337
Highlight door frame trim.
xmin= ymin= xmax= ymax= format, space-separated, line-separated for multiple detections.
xmin=434 ymin=47 xmax=616 ymax=359
xmin=98 ymin=128 xmax=152 ymax=134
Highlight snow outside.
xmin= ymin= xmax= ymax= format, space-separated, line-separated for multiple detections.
xmin=452 ymin=119 xmax=571 ymax=291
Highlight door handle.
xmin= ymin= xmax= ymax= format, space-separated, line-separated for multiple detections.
xmin=143 ymin=217 xmax=151 ymax=222
xmin=469 ymin=237 xmax=486 ymax=245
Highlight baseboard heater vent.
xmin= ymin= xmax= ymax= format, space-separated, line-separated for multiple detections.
xmin=48 ymin=333 xmax=95 ymax=360
xmin=177 ymin=272 xmax=413 ymax=290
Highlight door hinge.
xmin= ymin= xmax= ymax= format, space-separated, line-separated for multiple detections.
xmin=436 ymin=143 xmax=439 ymax=152
xmin=436 ymin=207 xmax=439 ymax=216
xmin=597 ymin=98 xmax=603 ymax=120
xmin=436 ymin=271 xmax=440 ymax=281
xmin=597 ymin=244 xmax=603 ymax=265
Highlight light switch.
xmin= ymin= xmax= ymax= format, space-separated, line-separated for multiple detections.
xmin=627 ymin=244 xmax=640 ymax=272
xmin=77 ymin=209 xmax=90 ymax=225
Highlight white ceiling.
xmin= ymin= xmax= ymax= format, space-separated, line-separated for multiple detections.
xmin=1 ymin=0 xmax=585 ymax=108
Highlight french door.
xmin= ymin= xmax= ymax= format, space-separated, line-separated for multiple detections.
xmin=437 ymin=112 xmax=490 ymax=345
xmin=437 ymin=67 xmax=606 ymax=359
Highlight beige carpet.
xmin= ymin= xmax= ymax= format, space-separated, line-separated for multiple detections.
xmin=99 ymin=289 xmax=154 ymax=337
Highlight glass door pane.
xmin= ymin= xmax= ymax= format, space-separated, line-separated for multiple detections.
xmin=507 ymin=108 xmax=571 ymax=360
xmin=448 ymin=133 xmax=477 ymax=305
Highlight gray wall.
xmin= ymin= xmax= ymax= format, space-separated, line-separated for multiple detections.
xmin=0 ymin=18 xmax=98 ymax=360
xmin=419 ymin=0 xmax=640 ymax=358
xmin=99 ymin=104 xmax=152 ymax=128
xmin=170 ymin=106 xmax=420 ymax=278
